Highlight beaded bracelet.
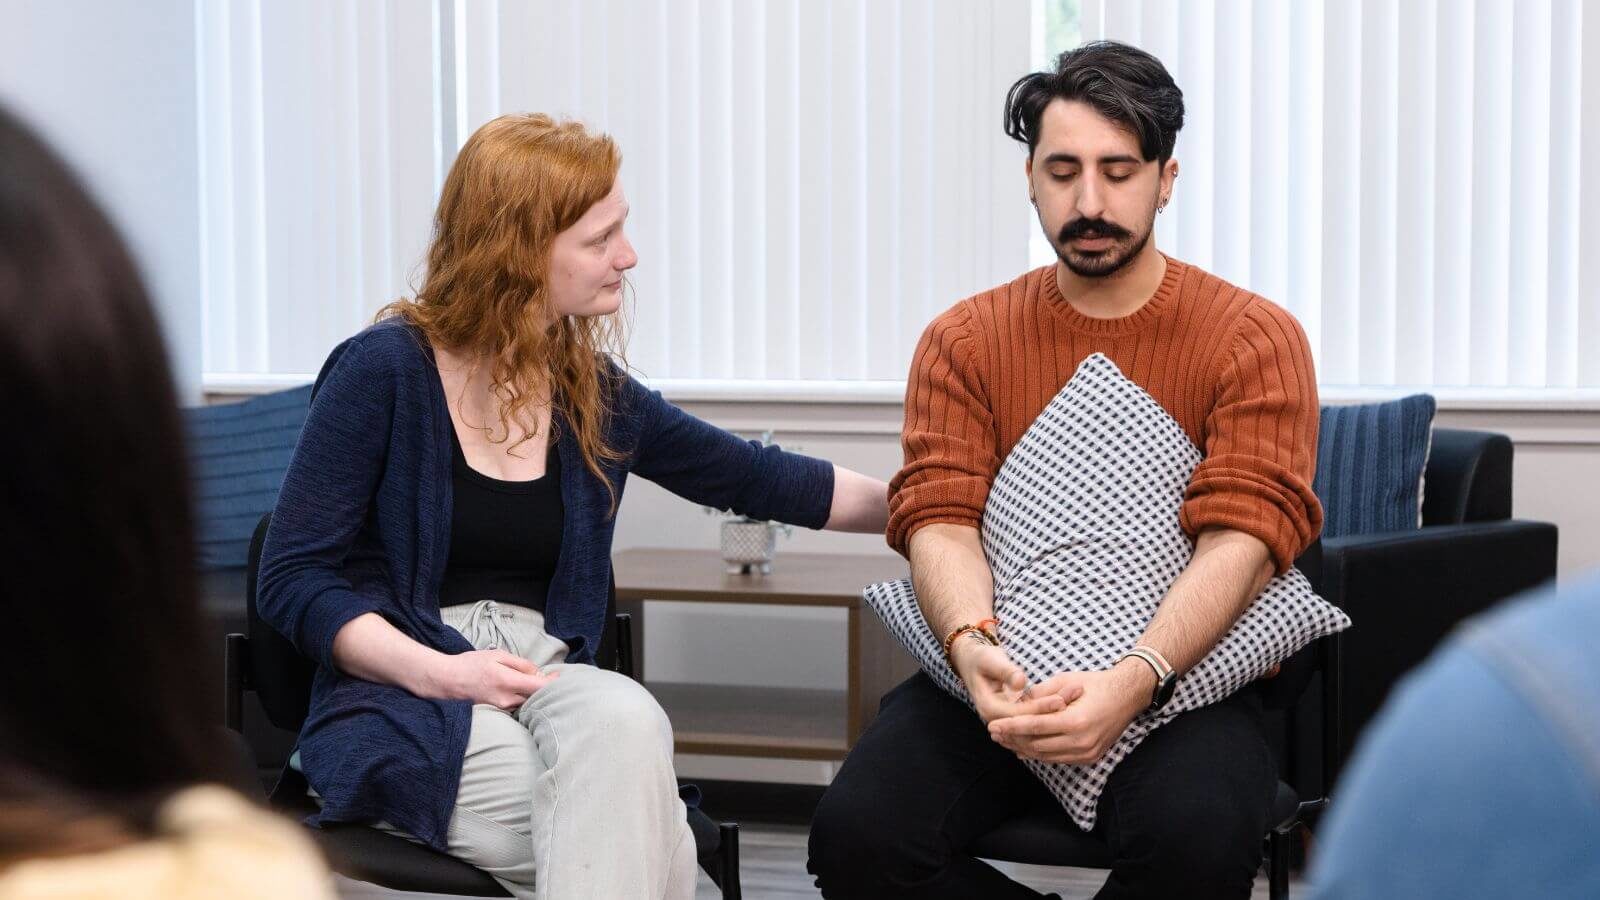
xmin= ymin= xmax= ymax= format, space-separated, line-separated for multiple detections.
xmin=942 ymin=622 xmax=999 ymax=667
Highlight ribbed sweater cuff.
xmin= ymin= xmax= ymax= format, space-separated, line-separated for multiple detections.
xmin=1181 ymin=490 xmax=1314 ymax=575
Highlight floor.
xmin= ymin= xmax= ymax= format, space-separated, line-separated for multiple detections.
xmin=335 ymin=823 xmax=1305 ymax=899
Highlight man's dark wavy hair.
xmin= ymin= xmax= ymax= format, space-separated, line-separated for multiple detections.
xmin=1005 ymin=40 xmax=1185 ymax=165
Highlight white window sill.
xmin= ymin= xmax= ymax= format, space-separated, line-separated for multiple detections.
xmin=202 ymin=373 xmax=1600 ymax=413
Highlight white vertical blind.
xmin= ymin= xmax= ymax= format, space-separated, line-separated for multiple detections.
xmin=1547 ymin=0 xmax=1581 ymax=387
xmin=200 ymin=0 xmax=1033 ymax=383
xmin=199 ymin=0 xmax=445 ymax=377
xmin=1581 ymin=0 xmax=1600 ymax=388
xmin=198 ymin=0 xmax=1600 ymax=394
xmin=475 ymin=0 xmax=1036 ymax=381
xmin=1073 ymin=0 xmax=1600 ymax=390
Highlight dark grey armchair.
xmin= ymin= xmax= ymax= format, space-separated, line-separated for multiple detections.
xmin=1314 ymin=427 xmax=1558 ymax=772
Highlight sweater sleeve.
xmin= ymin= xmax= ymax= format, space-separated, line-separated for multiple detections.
xmin=1180 ymin=302 xmax=1324 ymax=574
xmin=626 ymin=375 xmax=835 ymax=529
xmin=886 ymin=304 xmax=999 ymax=556
xmin=256 ymin=338 xmax=395 ymax=669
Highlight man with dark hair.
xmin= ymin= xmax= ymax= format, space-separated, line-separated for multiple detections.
xmin=808 ymin=41 xmax=1322 ymax=899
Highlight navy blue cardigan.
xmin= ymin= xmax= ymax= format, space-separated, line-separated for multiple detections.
xmin=257 ymin=321 xmax=835 ymax=848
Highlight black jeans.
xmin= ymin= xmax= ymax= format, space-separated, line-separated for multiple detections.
xmin=808 ymin=672 xmax=1277 ymax=899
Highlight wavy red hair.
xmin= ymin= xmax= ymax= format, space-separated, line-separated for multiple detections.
xmin=381 ymin=114 xmax=628 ymax=506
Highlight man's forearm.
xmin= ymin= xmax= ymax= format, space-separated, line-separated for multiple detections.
xmin=907 ymin=522 xmax=997 ymax=641
xmin=1136 ymin=528 xmax=1275 ymax=675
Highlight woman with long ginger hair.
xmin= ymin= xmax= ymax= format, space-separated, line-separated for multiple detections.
xmin=257 ymin=114 xmax=889 ymax=899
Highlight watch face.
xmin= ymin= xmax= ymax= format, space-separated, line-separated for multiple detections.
xmin=1152 ymin=672 xmax=1178 ymax=710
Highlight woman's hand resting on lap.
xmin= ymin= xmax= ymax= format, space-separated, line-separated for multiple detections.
xmin=331 ymin=613 xmax=559 ymax=711
xmin=422 ymin=649 xmax=559 ymax=711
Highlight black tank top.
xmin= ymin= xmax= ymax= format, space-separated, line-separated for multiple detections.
xmin=437 ymin=427 xmax=563 ymax=612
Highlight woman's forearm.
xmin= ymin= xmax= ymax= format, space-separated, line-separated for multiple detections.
xmin=330 ymin=612 xmax=446 ymax=695
xmin=824 ymin=464 xmax=891 ymax=534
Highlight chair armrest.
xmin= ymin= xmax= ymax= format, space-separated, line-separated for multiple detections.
xmin=1320 ymin=519 xmax=1557 ymax=766
xmin=1322 ymin=520 xmax=1558 ymax=624
xmin=1421 ymin=429 xmax=1513 ymax=525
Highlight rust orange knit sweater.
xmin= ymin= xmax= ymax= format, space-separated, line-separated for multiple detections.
xmin=888 ymin=257 xmax=1323 ymax=574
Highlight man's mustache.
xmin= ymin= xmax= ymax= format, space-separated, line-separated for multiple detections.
xmin=1058 ymin=218 xmax=1131 ymax=243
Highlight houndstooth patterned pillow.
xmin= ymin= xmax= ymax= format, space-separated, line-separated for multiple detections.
xmin=864 ymin=353 xmax=1350 ymax=831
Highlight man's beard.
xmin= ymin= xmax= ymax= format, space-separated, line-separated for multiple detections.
xmin=1051 ymin=214 xmax=1154 ymax=278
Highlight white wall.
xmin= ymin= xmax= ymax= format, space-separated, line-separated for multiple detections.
xmin=0 ymin=0 xmax=203 ymax=400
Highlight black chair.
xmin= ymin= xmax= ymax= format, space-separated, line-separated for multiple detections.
xmin=224 ymin=513 xmax=741 ymax=898
xmin=1317 ymin=427 xmax=1557 ymax=769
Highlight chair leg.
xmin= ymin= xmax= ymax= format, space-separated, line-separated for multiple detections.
xmin=224 ymin=633 xmax=247 ymax=733
xmin=718 ymin=822 xmax=741 ymax=900
xmin=1268 ymin=826 xmax=1292 ymax=900
xmin=614 ymin=613 xmax=638 ymax=681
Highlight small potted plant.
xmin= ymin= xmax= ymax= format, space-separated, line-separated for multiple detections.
xmin=704 ymin=431 xmax=795 ymax=575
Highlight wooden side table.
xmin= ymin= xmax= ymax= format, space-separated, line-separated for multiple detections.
xmin=612 ymin=548 xmax=919 ymax=761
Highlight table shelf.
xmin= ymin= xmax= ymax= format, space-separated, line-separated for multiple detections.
xmin=613 ymin=547 xmax=920 ymax=756
xmin=648 ymin=681 xmax=849 ymax=760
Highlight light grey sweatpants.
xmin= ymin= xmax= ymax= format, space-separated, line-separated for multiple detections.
xmin=371 ymin=600 xmax=698 ymax=900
